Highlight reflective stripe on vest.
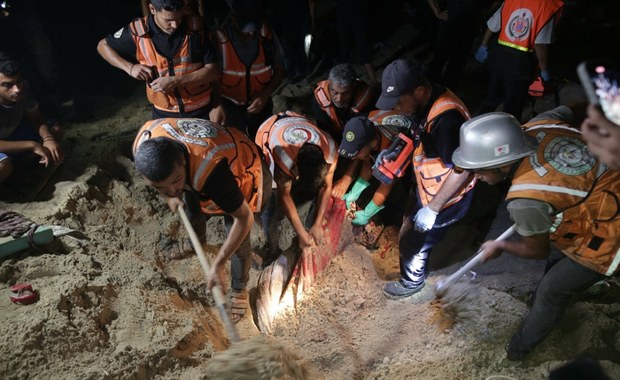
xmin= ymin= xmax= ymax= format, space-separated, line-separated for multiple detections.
xmin=497 ymin=0 xmax=564 ymax=53
xmin=255 ymin=111 xmax=337 ymax=179
xmin=215 ymin=24 xmax=273 ymax=105
xmin=413 ymin=90 xmax=475 ymax=209
xmin=507 ymin=122 xmax=619 ymax=275
xmin=133 ymin=118 xmax=264 ymax=214
xmin=130 ymin=17 xmax=211 ymax=113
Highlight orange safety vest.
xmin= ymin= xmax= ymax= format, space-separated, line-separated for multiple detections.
xmin=129 ymin=16 xmax=212 ymax=114
xmin=255 ymin=111 xmax=337 ymax=179
xmin=132 ymin=118 xmax=264 ymax=214
xmin=413 ymin=90 xmax=476 ymax=209
xmin=506 ymin=121 xmax=620 ymax=276
xmin=313 ymin=79 xmax=375 ymax=133
xmin=368 ymin=110 xmax=413 ymax=151
xmin=213 ymin=24 xmax=274 ymax=105
xmin=497 ymin=0 xmax=564 ymax=52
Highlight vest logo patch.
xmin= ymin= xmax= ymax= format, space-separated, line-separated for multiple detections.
xmin=506 ymin=8 xmax=533 ymax=42
xmin=177 ymin=119 xmax=219 ymax=139
xmin=544 ymin=136 xmax=596 ymax=176
xmin=345 ymin=131 xmax=355 ymax=142
xmin=380 ymin=114 xmax=412 ymax=130
xmin=282 ymin=121 xmax=320 ymax=146
xmin=494 ymin=144 xmax=510 ymax=156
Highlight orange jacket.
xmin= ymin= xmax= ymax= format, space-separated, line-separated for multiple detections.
xmin=314 ymin=79 xmax=375 ymax=133
xmin=130 ymin=16 xmax=212 ymax=114
xmin=132 ymin=118 xmax=264 ymax=214
xmin=213 ymin=24 xmax=274 ymax=105
xmin=413 ymin=90 xmax=476 ymax=209
xmin=507 ymin=121 xmax=619 ymax=276
xmin=497 ymin=0 xmax=564 ymax=52
xmin=255 ymin=111 xmax=337 ymax=179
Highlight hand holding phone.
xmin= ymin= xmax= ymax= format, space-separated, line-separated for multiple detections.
xmin=577 ymin=61 xmax=620 ymax=126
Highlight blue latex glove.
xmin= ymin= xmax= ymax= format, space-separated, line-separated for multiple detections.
xmin=343 ymin=178 xmax=370 ymax=210
xmin=352 ymin=200 xmax=384 ymax=226
xmin=474 ymin=45 xmax=488 ymax=63
xmin=540 ymin=70 xmax=551 ymax=82
xmin=412 ymin=206 xmax=438 ymax=232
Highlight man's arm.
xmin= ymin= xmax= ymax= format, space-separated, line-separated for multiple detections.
xmin=246 ymin=63 xmax=285 ymax=114
xmin=426 ymin=169 xmax=473 ymax=212
xmin=26 ymin=108 xmax=63 ymax=164
xmin=276 ymin=173 xmax=315 ymax=248
xmin=207 ymin=200 xmax=254 ymax=290
xmin=534 ymin=44 xmax=549 ymax=74
xmin=332 ymin=158 xmax=361 ymax=198
xmin=480 ymin=232 xmax=551 ymax=262
xmin=150 ymin=62 xmax=221 ymax=94
xmin=309 ymin=160 xmax=337 ymax=241
xmin=97 ymin=38 xmax=155 ymax=81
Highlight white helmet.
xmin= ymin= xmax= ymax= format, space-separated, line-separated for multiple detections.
xmin=452 ymin=112 xmax=538 ymax=169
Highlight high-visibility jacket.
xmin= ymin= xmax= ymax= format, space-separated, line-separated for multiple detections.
xmin=313 ymin=79 xmax=375 ymax=133
xmin=132 ymin=118 xmax=264 ymax=214
xmin=413 ymin=90 xmax=476 ymax=209
xmin=213 ymin=24 xmax=274 ymax=105
xmin=255 ymin=111 xmax=337 ymax=180
xmin=506 ymin=121 xmax=620 ymax=276
xmin=129 ymin=16 xmax=212 ymax=114
xmin=497 ymin=0 xmax=564 ymax=52
xmin=369 ymin=110 xmax=413 ymax=151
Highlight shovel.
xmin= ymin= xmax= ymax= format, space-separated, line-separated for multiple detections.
xmin=178 ymin=205 xmax=240 ymax=343
xmin=435 ymin=224 xmax=516 ymax=294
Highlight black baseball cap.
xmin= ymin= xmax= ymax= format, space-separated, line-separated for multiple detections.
xmin=232 ymin=0 xmax=262 ymax=33
xmin=338 ymin=116 xmax=376 ymax=158
xmin=376 ymin=59 xmax=425 ymax=110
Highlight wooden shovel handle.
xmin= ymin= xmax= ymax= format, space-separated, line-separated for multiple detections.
xmin=178 ymin=205 xmax=240 ymax=343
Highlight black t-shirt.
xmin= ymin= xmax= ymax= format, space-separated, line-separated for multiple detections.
xmin=105 ymin=15 xmax=216 ymax=64
xmin=418 ymin=84 xmax=467 ymax=166
xmin=199 ymin=160 xmax=244 ymax=213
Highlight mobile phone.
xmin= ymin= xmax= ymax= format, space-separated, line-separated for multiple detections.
xmin=577 ymin=61 xmax=620 ymax=125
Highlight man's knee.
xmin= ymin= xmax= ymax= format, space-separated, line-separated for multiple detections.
xmin=0 ymin=158 xmax=14 ymax=183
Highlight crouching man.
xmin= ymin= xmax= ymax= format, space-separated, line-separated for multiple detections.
xmin=133 ymin=118 xmax=271 ymax=322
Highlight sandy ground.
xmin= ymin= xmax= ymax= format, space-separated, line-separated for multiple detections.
xmin=0 ymin=81 xmax=618 ymax=380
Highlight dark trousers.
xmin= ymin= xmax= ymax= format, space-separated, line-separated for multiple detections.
xmin=507 ymin=250 xmax=605 ymax=356
xmin=222 ymin=97 xmax=274 ymax=141
xmin=478 ymin=44 xmax=535 ymax=122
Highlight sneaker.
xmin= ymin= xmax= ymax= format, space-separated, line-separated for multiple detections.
xmin=382 ymin=280 xmax=425 ymax=300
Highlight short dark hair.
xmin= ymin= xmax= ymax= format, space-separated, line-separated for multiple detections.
xmin=328 ymin=63 xmax=356 ymax=88
xmin=150 ymin=0 xmax=184 ymax=12
xmin=134 ymin=137 xmax=184 ymax=181
xmin=296 ymin=143 xmax=328 ymax=191
xmin=0 ymin=52 xmax=21 ymax=77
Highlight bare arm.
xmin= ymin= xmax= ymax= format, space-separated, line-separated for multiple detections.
xmin=309 ymin=160 xmax=337 ymax=241
xmin=277 ymin=175 xmax=315 ymax=248
xmin=480 ymin=232 xmax=550 ymax=263
xmin=480 ymin=27 xmax=495 ymax=47
xmin=534 ymin=43 xmax=549 ymax=72
xmin=150 ymin=62 xmax=221 ymax=93
xmin=426 ymin=169 xmax=474 ymax=212
xmin=207 ymin=200 xmax=254 ymax=290
xmin=247 ymin=63 xmax=286 ymax=114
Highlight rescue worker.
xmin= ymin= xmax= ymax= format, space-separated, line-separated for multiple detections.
xmin=97 ymin=0 xmax=223 ymax=121
xmin=255 ymin=111 xmax=338 ymax=251
xmin=376 ymin=59 xmax=476 ymax=299
xmin=132 ymin=118 xmax=271 ymax=322
xmin=474 ymin=0 xmax=564 ymax=121
xmin=212 ymin=0 xmax=285 ymax=140
xmin=334 ymin=112 xmax=412 ymax=227
xmin=312 ymin=63 xmax=376 ymax=143
xmin=452 ymin=106 xmax=619 ymax=361
xmin=0 ymin=52 xmax=63 ymax=184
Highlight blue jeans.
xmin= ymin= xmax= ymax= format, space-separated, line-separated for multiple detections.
xmin=507 ymin=250 xmax=605 ymax=357
xmin=398 ymin=192 xmax=472 ymax=287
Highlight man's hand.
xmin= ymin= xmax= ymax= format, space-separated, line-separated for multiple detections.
xmin=206 ymin=262 xmax=226 ymax=292
xmin=42 ymin=139 xmax=63 ymax=164
xmin=246 ymin=92 xmax=269 ymax=114
xmin=32 ymin=143 xmax=52 ymax=167
xmin=412 ymin=206 xmax=438 ymax=232
xmin=130 ymin=64 xmax=156 ymax=81
xmin=150 ymin=76 xmax=176 ymax=93
xmin=166 ymin=196 xmax=184 ymax=212
xmin=474 ymin=45 xmax=488 ymax=63
xmin=209 ymin=104 xmax=226 ymax=125
xmin=332 ymin=177 xmax=352 ymax=198
xmin=298 ymin=229 xmax=316 ymax=249
xmin=581 ymin=104 xmax=620 ymax=170
xmin=309 ymin=224 xmax=324 ymax=245
xmin=479 ymin=240 xmax=504 ymax=263
xmin=436 ymin=10 xmax=448 ymax=20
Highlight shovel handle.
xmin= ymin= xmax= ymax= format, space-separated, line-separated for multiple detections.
xmin=178 ymin=205 xmax=240 ymax=343
xmin=435 ymin=224 xmax=516 ymax=293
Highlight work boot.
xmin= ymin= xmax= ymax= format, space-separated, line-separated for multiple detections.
xmin=382 ymin=280 xmax=425 ymax=300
